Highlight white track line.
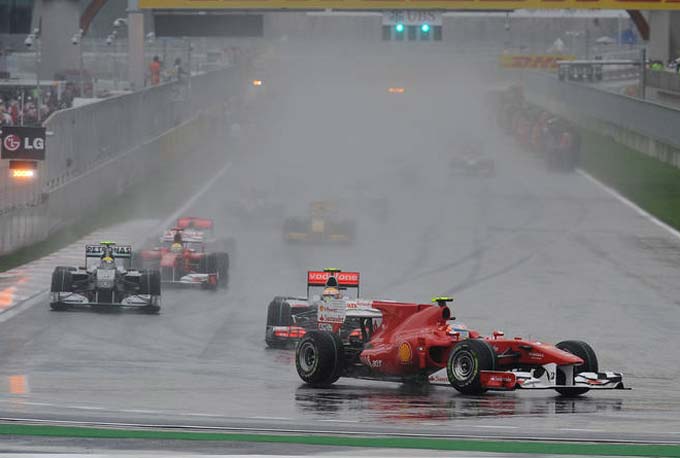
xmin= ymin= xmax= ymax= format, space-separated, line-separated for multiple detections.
xmin=578 ymin=168 xmax=680 ymax=240
xmin=0 ymin=288 xmax=48 ymax=323
xmin=158 ymin=161 xmax=232 ymax=231
xmin=1 ymin=416 xmax=678 ymax=444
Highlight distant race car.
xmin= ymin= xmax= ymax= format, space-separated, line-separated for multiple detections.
xmin=265 ymin=268 xmax=370 ymax=348
xmin=284 ymin=201 xmax=356 ymax=244
xmin=173 ymin=217 xmax=235 ymax=254
xmin=450 ymin=147 xmax=495 ymax=177
xmin=295 ymin=297 xmax=627 ymax=396
xmin=49 ymin=241 xmax=161 ymax=313
xmin=135 ymin=219 xmax=230 ymax=289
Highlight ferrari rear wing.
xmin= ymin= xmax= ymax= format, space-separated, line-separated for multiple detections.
xmin=176 ymin=217 xmax=214 ymax=231
xmin=307 ymin=268 xmax=360 ymax=296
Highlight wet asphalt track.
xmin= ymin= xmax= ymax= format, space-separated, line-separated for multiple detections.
xmin=1 ymin=54 xmax=680 ymax=445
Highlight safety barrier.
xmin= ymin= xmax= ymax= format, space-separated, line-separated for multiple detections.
xmin=523 ymin=72 xmax=680 ymax=149
xmin=0 ymin=66 xmax=244 ymax=256
xmin=522 ymin=72 xmax=680 ymax=170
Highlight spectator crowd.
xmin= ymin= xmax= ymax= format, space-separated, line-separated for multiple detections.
xmin=0 ymin=85 xmax=76 ymax=127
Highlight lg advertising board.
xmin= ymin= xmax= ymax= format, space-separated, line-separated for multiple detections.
xmin=0 ymin=126 xmax=47 ymax=161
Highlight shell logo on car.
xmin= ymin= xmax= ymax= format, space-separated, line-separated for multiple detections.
xmin=398 ymin=342 xmax=412 ymax=364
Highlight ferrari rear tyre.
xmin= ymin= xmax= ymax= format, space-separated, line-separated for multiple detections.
xmin=447 ymin=339 xmax=496 ymax=395
xmin=555 ymin=340 xmax=598 ymax=396
xmin=296 ymin=331 xmax=344 ymax=386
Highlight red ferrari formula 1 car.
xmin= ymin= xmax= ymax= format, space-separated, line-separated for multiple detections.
xmin=295 ymin=297 xmax=626 ymax=396
xmin=173 ymin=217 xmax=235 ymax=254
xmin=135 ymin=222 xmax=229 ymax=289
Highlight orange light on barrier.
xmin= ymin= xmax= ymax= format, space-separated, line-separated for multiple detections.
xmin=388 ymin=87 xmax=405 ymax=94
xmin=11 ymin=169 xmax=36 ymax=179
xmin=252 ymin=79 xmax=263 ymax=86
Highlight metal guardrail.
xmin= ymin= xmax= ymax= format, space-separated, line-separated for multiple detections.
xmin=42 ymin=67 xmax=241 ymax=188
xmin=523 ymin=71 xmax=680 ymax=149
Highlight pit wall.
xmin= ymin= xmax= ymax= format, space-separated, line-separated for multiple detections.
xmin=0 ymin=67 xmax=244 ymax=256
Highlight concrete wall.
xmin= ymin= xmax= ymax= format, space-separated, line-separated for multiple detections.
xmin=646 ymin=69 xmax=680 ymax=93
xmin=0 ymin=66 xmax=244 ymax=256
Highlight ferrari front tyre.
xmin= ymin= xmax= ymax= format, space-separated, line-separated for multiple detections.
xmin=447 ymin=339 xmax=496 ymax=395
xmin=555 ymin=340 xmax=598 ymax=397
xmin=296 ymin=331 xmax=344 ymax=386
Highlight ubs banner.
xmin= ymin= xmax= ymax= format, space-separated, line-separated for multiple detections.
xmin=0 ymin=126 xmax=46 ymax=161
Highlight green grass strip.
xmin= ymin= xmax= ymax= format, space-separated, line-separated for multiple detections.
xmin=578 ymin=128 xmax=680 ymax=231
xmin=0 ymin=424 xmax=678 ymax=457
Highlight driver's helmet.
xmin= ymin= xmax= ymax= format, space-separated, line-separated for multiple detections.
xmin=100 ymin=246 xmax=115 ymax=262
xmin=321 ymin=287 xmax=340 ymax=301
xmin=170 ymin=242 xmax=183 ymax=253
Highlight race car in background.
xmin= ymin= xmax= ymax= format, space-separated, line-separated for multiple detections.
xmin=450 ymin=145 xmax=495 ymax=177
xmin=295 ymin=297 xmax=627 ymax=396
xmin=135 ymin=224 xmax=229 ymax=289
xmin=49 ymin=241 xmax=161 ymax=313
xmin=265 ymin=268 xmax=371 ymax=348
xmin=223 ymin=188 xmax=286 ymax=224
xmin=284 ymin=201 xmax=356 ymax=244
xmin=173 ymin=217 xmax=236 ymax=254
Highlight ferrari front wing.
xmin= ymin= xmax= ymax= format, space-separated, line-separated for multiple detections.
xmin=428 ymin=365 xmax=627 ymax=391
xmin=161 ymin=273 xmax=218 ymax=289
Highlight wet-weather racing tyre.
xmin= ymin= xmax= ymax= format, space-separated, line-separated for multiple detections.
xmin=447 ymin=339 xmax=497 ymax=395
xmin=139 ymin=270 xmax=162 ymax=296
xmin=50 ymin=266 xmax=74 ymax=311
xmin=214 ymin=252 xmax=229 ymax=288
xmin=296 ymin=331 xmax=344 ymax=386
xmin=555 ymin=340 xmax=598 ymax=396
xmin=265 ymin=299 xmax=292 ymax=348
